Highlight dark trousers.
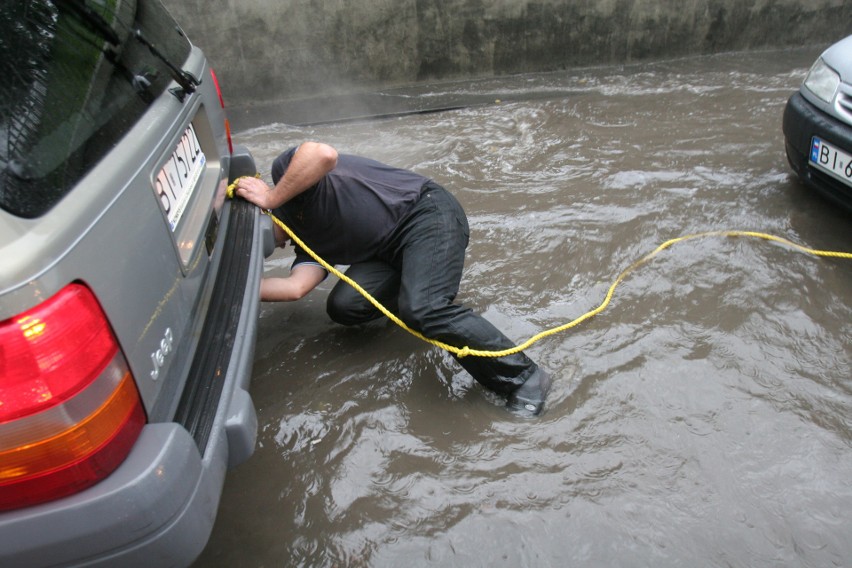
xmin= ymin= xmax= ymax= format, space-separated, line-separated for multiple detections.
xmin=326 ymin=182 xmax=538 ymax=395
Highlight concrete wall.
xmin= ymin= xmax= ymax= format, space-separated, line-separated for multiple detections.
xmin=163 ymin=0 xmax=851 ymax=110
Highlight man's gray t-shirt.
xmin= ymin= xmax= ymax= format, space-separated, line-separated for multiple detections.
xmin=271 ymin=147 xmax=431 ymax=267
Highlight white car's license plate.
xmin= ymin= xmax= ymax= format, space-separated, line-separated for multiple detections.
xmin=155 ymin=124 xmax=206 ymax=230
xmin=809 ymin=137 xmax=852 ymax=189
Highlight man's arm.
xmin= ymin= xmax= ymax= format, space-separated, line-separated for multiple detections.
xmin=260 ymin=263 xmax=327 ymax=302
xmin=235 ymin=142 xmax=338 ymax=210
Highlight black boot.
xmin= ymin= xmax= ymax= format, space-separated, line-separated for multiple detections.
xmin=506 ymin=368 xmax=551 ymax=416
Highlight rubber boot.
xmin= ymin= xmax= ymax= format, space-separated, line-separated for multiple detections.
xmin=506 ymin=368 xmax=551 ymax=416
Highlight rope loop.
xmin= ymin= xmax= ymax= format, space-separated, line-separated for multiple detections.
xmin=226 ymin=174 xmax=262 ymax=200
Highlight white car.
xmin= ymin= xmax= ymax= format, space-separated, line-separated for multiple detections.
xmin=783 ymin=34 xmax=852 ymax=211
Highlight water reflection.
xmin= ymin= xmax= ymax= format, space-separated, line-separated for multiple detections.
xmin=197 ymin=48 xmax=851 ymax=568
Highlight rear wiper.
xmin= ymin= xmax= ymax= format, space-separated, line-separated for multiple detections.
xmin=133 ymin=29 xmax=200 ymax=102
xmin=58 ymin=0 xmax=200 ymax=102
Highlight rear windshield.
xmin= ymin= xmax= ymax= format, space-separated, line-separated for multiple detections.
xmin=0 ymin=0 xmax=192 ymax=218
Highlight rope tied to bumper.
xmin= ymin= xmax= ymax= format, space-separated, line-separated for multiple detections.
xmin=228 ymin=176 xmax=852 ymax=358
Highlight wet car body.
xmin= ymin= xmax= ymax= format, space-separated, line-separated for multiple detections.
xmin=0 ymin=1 xmax=271 ymax=566
xmin=783 ymin=34 xmax=852 ymax=212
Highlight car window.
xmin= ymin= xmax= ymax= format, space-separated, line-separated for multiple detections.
xmin=0 ymin=0 xmax=192 ymax=218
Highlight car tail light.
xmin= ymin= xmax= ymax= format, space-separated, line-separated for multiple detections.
xmin=210 ymin=67 xmax=233 ymax=155
xmin=0 ymin=283 xmax=146 ymax=511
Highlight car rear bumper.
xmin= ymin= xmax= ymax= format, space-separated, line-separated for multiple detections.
xmin=0 ymin=183 xmax=268 ymax=567
xmin=1 ymin=424 xmax=219 ymax=567
xmin=782 ymin=91 xmax=852 ymax=211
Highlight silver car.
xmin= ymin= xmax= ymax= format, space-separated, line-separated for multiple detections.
xmin=783 ymin=34 xmax=852 ymax=211
xmin=0 ymin=1 xmax=272 ymax=566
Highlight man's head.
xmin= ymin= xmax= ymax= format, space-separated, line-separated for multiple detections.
xmin=272 ymin=223 xmax=289 ymax=248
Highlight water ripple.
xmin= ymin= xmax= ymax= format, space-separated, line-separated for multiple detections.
xmin=201 ymin=48 xmax=852 ymax=568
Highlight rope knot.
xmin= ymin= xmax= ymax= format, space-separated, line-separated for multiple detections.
xmin=227 ymin=173 xmax=262 ymax=200
xmin=457 ymin=346 xmax=471 ymax=358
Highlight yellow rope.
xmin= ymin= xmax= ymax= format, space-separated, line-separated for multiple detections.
xmin=228 ymin=177 xmax=852 ymax=358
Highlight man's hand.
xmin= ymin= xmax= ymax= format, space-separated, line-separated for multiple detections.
xmin=234 ymin=176 xmax=277 ymax=210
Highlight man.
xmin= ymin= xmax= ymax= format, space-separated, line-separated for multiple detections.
xmin=234 ymin=142 xmax=551 ymax=415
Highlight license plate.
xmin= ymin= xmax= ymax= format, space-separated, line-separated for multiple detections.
xmin=809 ymin=137 xmax=852 ymax=189
xmin=155 ymin=124 xmax=206 ymax=230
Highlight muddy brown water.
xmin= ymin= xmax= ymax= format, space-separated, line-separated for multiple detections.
xmin=196 ymin=48 xmax=851 ymax=567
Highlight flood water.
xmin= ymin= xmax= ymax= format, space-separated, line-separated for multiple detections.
xmin=196 ymin=48 xmax=852 ymax=567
